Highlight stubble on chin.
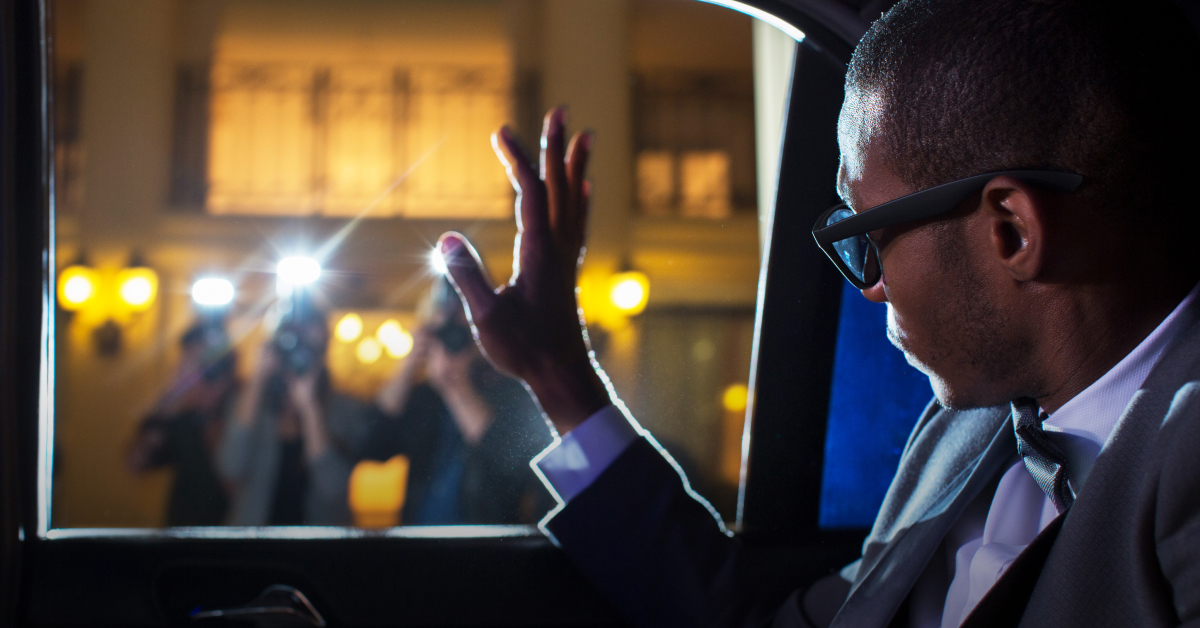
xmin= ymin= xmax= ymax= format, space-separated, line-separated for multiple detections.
xmin=889 ymin=221 xmax=1032 ymax=410
xmin=885 ymin=304 xmax=964 ymax=408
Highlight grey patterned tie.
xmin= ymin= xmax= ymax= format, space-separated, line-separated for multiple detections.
xmin=1011 ymin=398 xmax=1074 ymax=513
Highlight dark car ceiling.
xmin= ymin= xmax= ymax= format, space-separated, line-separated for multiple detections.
xmin=719 ymin=0 xmax=895 ymax=64
xmin=735 ymin=0 xmax=1200 ymax=66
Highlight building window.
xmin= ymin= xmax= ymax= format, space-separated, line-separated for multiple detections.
xmin=633 ymin=71 xmax=756 ymax=219
xmin=196 ymin=62 xmax=511 ymax=218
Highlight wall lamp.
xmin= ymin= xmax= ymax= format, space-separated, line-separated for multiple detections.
xmin=56 ymin=253 xmax=160 ymax=356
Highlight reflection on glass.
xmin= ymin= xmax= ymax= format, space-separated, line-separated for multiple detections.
xmin=49 ymin=0 xmax=791 ymax=530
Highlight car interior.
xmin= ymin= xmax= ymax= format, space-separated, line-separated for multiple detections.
xmin=2 ymin=0 xmax=1193 ymax=625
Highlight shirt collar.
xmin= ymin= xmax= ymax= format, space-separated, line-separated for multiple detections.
xmin=1041 ymin=282 xmax=1200 ymax=488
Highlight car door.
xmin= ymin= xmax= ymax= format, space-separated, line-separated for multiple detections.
xmin=0 ymin=0 xmax=901 ymax=625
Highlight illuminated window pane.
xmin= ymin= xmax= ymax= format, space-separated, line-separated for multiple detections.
xmin=636 ymin=150 xmax=676 ymax=216
xmin=208 ymin=64 xmax=318 ymax=215
xmin=323 ymin=66 xmax=401 ymax=216
xmin=204 ymin=13 xmax=512 ymax=219
xmin=403 ymin=68 xmax=511 ymax=218
xmin=679 ymin=150 xmax=732 ymax=219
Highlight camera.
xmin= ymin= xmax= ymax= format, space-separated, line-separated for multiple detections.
xmin=434 ymin=320 xmax=473 ymax=354
xmin=273 ymin=325 xmax=319 ymax=375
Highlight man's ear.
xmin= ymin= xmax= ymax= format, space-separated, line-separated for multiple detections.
xmin=980 ymin=175 xmax=1047 ymax=282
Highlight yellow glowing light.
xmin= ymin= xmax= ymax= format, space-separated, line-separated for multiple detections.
xmin=116 ymin=267 xmax=158 ymax=311
xmin=377 ymin=319 xmax=414 ymax=359
xmin=348 ymin=455 xmax=410 ymax=528
xmin=609 ymin=271 xmax=650 ymax=315
xmin=722 ymin=383 xmax=749 ymax=413
xmin=335 ymin=313 xmax=364 ymax=343
xmin=57 ymin=265 xmax=96 ymax=310
xmin=356 ymin=337 xmax=383 ymax=364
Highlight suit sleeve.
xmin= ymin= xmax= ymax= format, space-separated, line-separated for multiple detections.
xmin=543 ymin=437 xmax=841 ymax=628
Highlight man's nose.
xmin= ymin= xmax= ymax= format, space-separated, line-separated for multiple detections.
xmin=861 ymin=280 xmax=887 ymax=304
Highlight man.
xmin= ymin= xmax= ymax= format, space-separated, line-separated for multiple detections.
xmin=218 ymin=302 xmax=374 ymax=526
xmin=126 ymin=323 xmax=236 ymax=526
xmin=438 ymin=0 xmax=1200 ymax=626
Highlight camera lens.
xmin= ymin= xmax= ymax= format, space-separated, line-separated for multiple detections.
xmin=276 ymin=330 xmax=299 ymax=351
xmin=435 ymin=321 xmax=472 ymax=354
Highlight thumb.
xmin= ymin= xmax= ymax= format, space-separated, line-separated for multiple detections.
xmin=438 ymin=232 xmax=497 ymax=323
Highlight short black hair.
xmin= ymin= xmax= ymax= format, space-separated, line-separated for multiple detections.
xmin=847 ymin=0 xmax=1200 ymax=241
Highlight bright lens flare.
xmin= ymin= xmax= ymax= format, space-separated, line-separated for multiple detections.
xmin=722 ymin=383 xmax=749 ymax=413
xmin=430 ymin=247 xmax=449 ymax=275
xmin=191 ymin=278 xmax=235 ymax=307
xmin=356 ymin=337 xmax=383 ymax=364
xmin=609 ymin=271 xmax=650 ymax=315
xmin=377 ymin=320 xmax=414 ymax=358
xmin=58 ymin=266 xmax=96 ymax=310
xmin=335 ymin=313 xmax=364 ymax=343
xmin=117 ymin=267 xmax=159 ymax=311
xmin=277 ymin=256 xmax=322 ymax=286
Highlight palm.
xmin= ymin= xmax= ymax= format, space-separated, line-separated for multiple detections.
xmin=439 ymin=108 xmax=607 ymax=429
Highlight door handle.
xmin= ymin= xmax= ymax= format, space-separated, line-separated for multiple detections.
xmin=192 ymin=584 xmax=326 ymax=627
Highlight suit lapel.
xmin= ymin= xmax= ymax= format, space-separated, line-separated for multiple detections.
xmin=958 ymin=512 xmax=1066 ymax=628
xmin=946 ymin=297 xmax=1200 ymax=628
xmin=1016 ymin=302 xmax=1200 ymax=626
xmin=831 ymin=406 xmax=1016 ymax=628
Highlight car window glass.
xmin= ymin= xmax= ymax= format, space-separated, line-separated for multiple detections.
xmin=47 ymin=0 xmax=797 ymax=531
xmin=820 ymin=282 xmax=932 ymax=528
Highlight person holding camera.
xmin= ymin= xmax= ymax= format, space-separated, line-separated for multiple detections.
xmin=127 ymin=323 xmax=237 ymax=526
xmin=217 ymin=302 xmax=374 ymax=526
xmin=363 ymin=280 xmax=553 ymax=525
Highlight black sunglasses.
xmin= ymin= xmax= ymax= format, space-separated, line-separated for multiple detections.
xmin=812 ymin=170 xmax=1083 ymax=289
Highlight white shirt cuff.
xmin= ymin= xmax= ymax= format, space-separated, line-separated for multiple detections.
xmin=531 ymin=404 xmax=640 ymax=504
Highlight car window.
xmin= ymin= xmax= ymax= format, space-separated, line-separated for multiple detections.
xmin=45 ymin=0 xmax=798 ymax=532
xmin=820 ymin=281 xmax=932 ymax=529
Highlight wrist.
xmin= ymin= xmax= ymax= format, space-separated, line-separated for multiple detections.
xmin=524 ymin=357 xmax=610 ymax=434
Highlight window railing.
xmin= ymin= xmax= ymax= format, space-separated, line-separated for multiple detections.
xmin=174 ymin=62 xmax=514 ymax=219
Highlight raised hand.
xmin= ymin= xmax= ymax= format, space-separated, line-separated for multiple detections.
xmin=437 ymin=107 xmax=610 ymax=434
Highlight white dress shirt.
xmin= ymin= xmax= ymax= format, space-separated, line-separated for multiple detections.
xmin=532 ymin=283 xmax=1200 ymax=627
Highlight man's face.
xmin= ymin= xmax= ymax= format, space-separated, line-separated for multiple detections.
xmin=835 ymin=91 xmax=1029 ymax=409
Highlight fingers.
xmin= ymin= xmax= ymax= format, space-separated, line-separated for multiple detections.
xmin=491 ymin=126 xmax=524 ymax=192
xmin=574 ymin=180 xmax=593 ymax=265
xmin=491 ymin=126 xmax=546 ymax=239
xmin=565 ymin=131 xmax=593 ymax=247
xmin=542 ymin=108 xmax=570 ymax=233
xmin=438 ymin=232 xmax=497 ymax=323
xmin=490 ymin=108 xmax=590 ymax=278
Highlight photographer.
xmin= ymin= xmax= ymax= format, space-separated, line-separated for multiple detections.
xmin=217 ymin=300 xmax=373 ymax=526
xmin=364 ymin=280 xmax=553 ymax=525
xmin=126 ymin=323 xmax=236 ymax=526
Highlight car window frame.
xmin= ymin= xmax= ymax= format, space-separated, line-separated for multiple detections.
xmin=1 ymin=0 xmax=884 ymax=624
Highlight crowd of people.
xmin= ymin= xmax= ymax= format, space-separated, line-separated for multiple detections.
xmin=125 ymin=280 xmax=552 ymax=527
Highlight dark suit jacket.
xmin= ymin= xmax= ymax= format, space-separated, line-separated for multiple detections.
xmin=543 ymin=301 xmax=1200 ymax=627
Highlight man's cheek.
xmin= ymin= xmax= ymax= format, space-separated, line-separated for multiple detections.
xmin=884 ymin=304 xmax=913 ymax=356
xmin=886 ymin=303 xmax=935 ymax=374
xmin=884 ymin=304 xmax=903 ymax=347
